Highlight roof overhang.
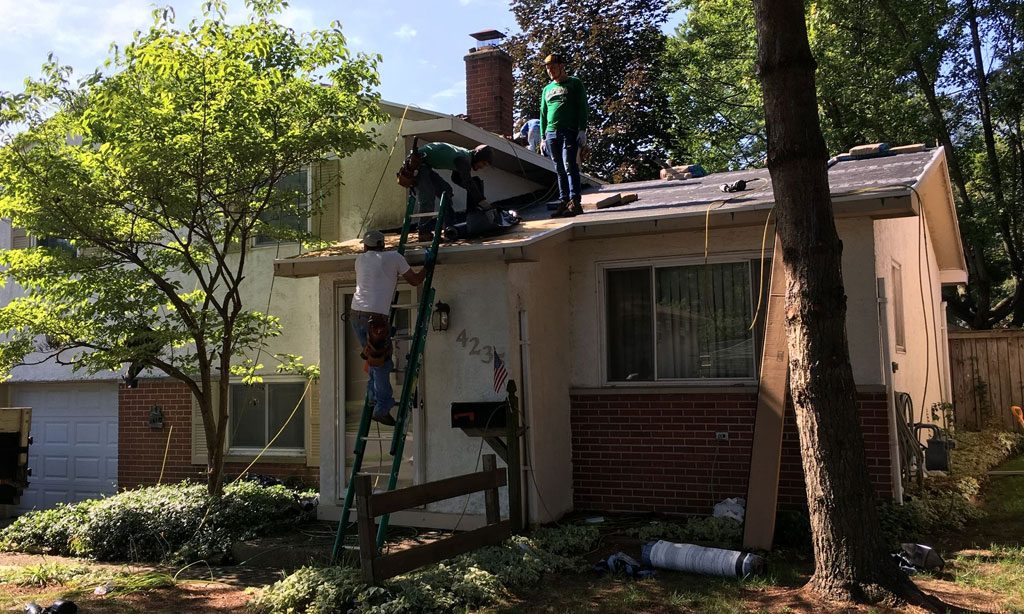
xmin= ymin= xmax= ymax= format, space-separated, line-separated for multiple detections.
xmin=915 ymin=148 xmax=969 ymax=285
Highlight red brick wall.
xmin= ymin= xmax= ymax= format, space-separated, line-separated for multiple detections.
xmin=464 ymin=47 xmax=514 ymax=136
xmin=570 ymin=390 xmax=892 ymax=515
xmin=118 ymin=380 xmax=318 ymax=490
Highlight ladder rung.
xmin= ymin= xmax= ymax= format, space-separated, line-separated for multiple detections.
xmin=360 ymin=436 xmax=393 ymax=441
xmin=360 ymin=471 xmax=395 ymax=477
xmin=409 ymin=212 xmax=437 ymax=219
xmin=405 ymin=241 xmax=434 ymax=248
xmin=391 ymin=303 xmax=418 ymax=309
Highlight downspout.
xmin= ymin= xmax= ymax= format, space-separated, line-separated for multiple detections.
xmin=517 ymin=305 xmax=533 ymax=525
xmin=877 ymin=277 xmax=904 ymax=502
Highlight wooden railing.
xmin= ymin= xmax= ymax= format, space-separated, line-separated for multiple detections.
xmin=355 ymin=453 xmax=510 ymax=585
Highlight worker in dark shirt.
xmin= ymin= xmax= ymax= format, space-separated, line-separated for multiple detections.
xmin=415 ymin=142 xmax=493 ymax=241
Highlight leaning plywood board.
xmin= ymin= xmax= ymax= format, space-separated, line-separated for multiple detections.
xmin=743 ymin=234 xmax=788 ymax=551
xmin=618 ymin=193 xmax=639 ymax=206
xmin=580 ymin=193 xmax=621 ymax=211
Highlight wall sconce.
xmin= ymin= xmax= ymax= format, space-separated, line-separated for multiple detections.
xmin=432 ymin=301 xmax=450 ymax=332
xmin=148 ymin=405 xmax=164 ymax=429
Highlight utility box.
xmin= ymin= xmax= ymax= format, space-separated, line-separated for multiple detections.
xmin=0 ymin=407 xmax=32 ymax=505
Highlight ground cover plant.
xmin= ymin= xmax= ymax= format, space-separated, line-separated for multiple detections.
xmin=0 ymin=481 xmax=313 ymax=563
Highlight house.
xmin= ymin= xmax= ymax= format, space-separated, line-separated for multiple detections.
xmin=275 ymin=142 xmax=967 ymax=531
xmin=0 ymin=32 xmax=574 ymax=515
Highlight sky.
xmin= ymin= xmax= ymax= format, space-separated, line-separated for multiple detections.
xmin=0 ymin=0 xmax=682 ymax=117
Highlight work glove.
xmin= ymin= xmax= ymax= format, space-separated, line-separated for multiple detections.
xmin=477 ymin=199 xmax=492 ymax=211
xmin=540 ymin=140 xmax=547 ymax=155
xmin=576 ymin=129 xmax=587 ymax=147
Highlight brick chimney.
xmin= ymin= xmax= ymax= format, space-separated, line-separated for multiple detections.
xmin=464 ymin=29 xmax=514 ymax=136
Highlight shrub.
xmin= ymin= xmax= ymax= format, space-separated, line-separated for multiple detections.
xmin=628 ymin=516 xmax=743 ymax=548
xmin=252 ymin=524 xmax=601 ymax=614
xmin=0 ymin=481 xmax=312 ymax=563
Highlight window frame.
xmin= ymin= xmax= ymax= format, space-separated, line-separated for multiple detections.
xmin=252 ymin=167 xmax=313 ymax=248
xmin=891 ymin=260 xmax=907 ymax=353
xmin=226 ymin=376 xmax=308 ymax=457
xmin=598 ymin=252 xmax=764 ymax=387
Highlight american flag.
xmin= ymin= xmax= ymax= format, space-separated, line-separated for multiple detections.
xmin=493 ymin=353 xmax=508 ymax=394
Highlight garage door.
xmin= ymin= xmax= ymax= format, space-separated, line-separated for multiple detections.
xmin=12 ymin=382 xmax=118 ymax=512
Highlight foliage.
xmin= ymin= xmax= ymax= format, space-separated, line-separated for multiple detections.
xmin=948 ymin=545 xmax=1024 ymax=612
xmin=627 ymin=516 xmax=743 ymax=548
xmin=251 ymin=524 xmax=599 ymax=614
xmin=505 ymin=0 xmax=671 ymax=182
xmin=0 ymin=481 xmax=312 ymax=563
xmin=878 ymin=428 xmax=1023 ymax=544
xmin=0 ymin=0 xmax=383 ymax=494
xmin=0 ymin=561 xmax=93 ymax=587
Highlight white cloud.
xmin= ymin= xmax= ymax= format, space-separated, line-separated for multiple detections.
xmin=279 ymin=6 xmax=315 ymax=31
xmin=393 ymin=25 xmax=417 ymax=40
xmin=418 ymin=79 xmax=465 ymax=110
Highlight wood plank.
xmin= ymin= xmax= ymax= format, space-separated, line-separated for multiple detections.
xmin=482 ymin=437 xmax=509 ymax=463
xmin=997 ymin=337 xmax=1011 ymax=426
xmin=355 ymin=475 xmax=378 ymax=585
xmin=374 ymin=520 xmax=512 ymax=581
xmin=988 ymin=470 xmax=1024 ymax=476
xmin=506 ymin=383 xmax=524 ymax=533
xmin=619 ymin=193 xmax=639 ymax=205
xmin=1008 ymin=338 xmax=1023 ymax=430
xmin=580 ymin=193 xmax=621 ymax=211
xmin=483 ymin=455 xmax=500 ymax=526
xmin=743 ymin=234 xmax=787 ymax=551
xmin=949 ymin=330 xmax=1024 ymax=339
xmin=369 ymin=468 xmax=507 ymax=516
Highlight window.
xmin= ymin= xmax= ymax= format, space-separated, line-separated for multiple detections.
xmin=604 ymin=259 xmax=765 ymax=383
xmin=892 ymin=262 xmax=906 ymax=352
xmin=254 ymin=168 xmax=310 ymax=246
xmin=37 ymin=236 xmax=77 ymax=256
xmin=229 ymin=381 xmax=306 ymax=451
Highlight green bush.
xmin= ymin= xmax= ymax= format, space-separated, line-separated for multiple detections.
xmin=628 ymin=516 xmax=743 ymax=548
xmin=251 ymin=524 xmax=600 ymax=614
xmin=0 ymin=481 xmax=312 ymax=563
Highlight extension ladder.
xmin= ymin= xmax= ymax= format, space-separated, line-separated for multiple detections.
xmin=331 ymin=192 xmax=450 ymax=562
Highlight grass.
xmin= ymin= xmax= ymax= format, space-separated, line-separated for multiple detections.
xmin=946 ymin=545 xmax=1024 ymax=612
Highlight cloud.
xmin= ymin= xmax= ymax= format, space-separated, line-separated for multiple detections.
xmin=393 ymin=25 xmax=417 ymax=40
xmin=418 ymin=79 xmax=465 ymax=110
xmin=279 ymin=6 xmax=315 ymax=31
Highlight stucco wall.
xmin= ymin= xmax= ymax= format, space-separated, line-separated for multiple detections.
xmin=874 ymin=213 xmax=948 ymax=425
xmin=567 ymin=218 xmax=883 ymax=388
xmin=507 ymin=239 xmax=575 ymax=522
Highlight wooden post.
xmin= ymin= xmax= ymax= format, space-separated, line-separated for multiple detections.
xmin=506 ymin=381 xmax=523 ymax=533
xmin=743 ymin=234 xmax=789 ymax=551
xmin=354 ymin=474 xmax=377 ymax=584
xmin=482 ymin=454 xmax=500 ymax=526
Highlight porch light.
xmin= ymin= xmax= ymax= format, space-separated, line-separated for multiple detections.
xmin=432 ymin=301 xmax=450 ymax=332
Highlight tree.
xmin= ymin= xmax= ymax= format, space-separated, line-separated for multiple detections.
xmin=505 ymin=0 xmax=671 ymax=182
xmin=0 ymin=0 xmax=385 ymax=495
xmin=752 ymin=0 xmax=935 ymax=605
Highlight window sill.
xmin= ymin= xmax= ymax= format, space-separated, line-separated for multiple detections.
xmin=225 ymin=450 xmax=306 ymax=464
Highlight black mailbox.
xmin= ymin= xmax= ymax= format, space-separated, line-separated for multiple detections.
xmin=451 ymin=401 xmax=508 ymax=430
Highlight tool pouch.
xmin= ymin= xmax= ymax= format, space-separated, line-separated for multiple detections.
xmin=361 ymin=314 xmax=392 ymax=367
xmin=397 ymin=138 xmax=424 ymax=188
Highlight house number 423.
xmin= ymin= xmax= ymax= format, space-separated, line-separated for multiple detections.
xmin=455 ymin=329 xmax=495 ymax=364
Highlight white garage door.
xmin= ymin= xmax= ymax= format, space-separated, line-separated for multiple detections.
xmin=12 ymin=382 xmax=118 ymax=512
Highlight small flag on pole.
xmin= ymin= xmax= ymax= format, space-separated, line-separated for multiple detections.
xmin=493 ymin=353 xmax=508 ymax=394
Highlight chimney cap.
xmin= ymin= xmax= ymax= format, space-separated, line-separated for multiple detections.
xmin=470 ymin=29 xmax=505 ymax=42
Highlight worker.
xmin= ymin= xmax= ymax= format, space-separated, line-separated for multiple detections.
xmin=350 ymin=229 xmax=427 ymax=426
xmin=518 ymin=118 xmax=542 ymax=153
xmin=415 ymin=142 xmax=494 ymax=242
xmin=539 ymin=53 xmax=588 ymax=218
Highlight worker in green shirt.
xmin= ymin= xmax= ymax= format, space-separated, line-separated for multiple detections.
xmin=540 ymin=53 xmax=588 ymax=218
xmin=415 ymin=142 xmax=493 ymax=242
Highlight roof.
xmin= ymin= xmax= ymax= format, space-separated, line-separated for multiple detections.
xmin=275 ymin=147 xmax=967 ymax=282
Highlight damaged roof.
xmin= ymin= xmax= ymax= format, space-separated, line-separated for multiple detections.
xmin=275 ymin=147 xmax=965 ymax=281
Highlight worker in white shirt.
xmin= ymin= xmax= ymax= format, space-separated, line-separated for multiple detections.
xmin=350 ymin=230 xmax=426 ymax=425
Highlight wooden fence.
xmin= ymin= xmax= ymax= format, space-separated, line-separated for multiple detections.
xmin=355 ymin=454 xmax=510 ymax=585
xmin=949 ymin=330 xmax=1024 ymax=430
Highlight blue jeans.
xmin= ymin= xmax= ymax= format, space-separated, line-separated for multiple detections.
xmin=415 ymin=166 xmax=455 ymax=232
xmin=350 ymin=311 xmax=395 ymax=419
xmin=545 ymin=129 xmax=581 ymax=202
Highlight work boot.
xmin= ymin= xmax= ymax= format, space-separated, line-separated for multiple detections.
xmin=551 ymin=200 xmax=574 ymax=218
xmin=372 ymin=413 xmax=397 ymax=427
xmin=569 ymin=197 xmax=583 ymax=216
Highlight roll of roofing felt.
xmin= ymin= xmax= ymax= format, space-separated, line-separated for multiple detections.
xmin=641 ymin=540 xmax=765 ymax=579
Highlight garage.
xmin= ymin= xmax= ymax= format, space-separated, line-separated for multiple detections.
xmin=11 ymin=382 xmax=119 ymax=512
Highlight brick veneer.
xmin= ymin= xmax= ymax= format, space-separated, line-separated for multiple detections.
xmin=118 ymin=380 xmax=318 ymax=490
xmin=464 ymin=47 xmax=514 ymax=136
xmin=570 ymin=390 xmax=892 ymax=515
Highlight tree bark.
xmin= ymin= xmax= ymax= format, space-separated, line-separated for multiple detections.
xmin=751 ymin=0 xmax=925 ymax=604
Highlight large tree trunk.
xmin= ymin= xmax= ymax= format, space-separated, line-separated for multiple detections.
xmin=751 ymin=0 xmax=924 ymax=604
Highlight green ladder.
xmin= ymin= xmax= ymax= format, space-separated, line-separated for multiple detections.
xmin=331 ymin=192 xmax=450 ymax=563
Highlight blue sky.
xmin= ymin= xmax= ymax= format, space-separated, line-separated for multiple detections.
xmin=0 ymin=1 xmax=681 ymax=116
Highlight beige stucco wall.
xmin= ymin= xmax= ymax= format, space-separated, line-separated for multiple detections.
xmin=568 ymin=218 xmax=883 ymax=388
xmin=874 ymin=212 xmax=948 ymax=426
xmin=507 ymin=239 xmax=575 ymax=523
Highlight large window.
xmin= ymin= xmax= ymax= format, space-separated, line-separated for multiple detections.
xmin=605 ymin=259 xmax=766 ymax=383
xmin=230 ymin=381 xmax=306 ymax=451
xmin=255 ymin=168 xmax=310 ymax=246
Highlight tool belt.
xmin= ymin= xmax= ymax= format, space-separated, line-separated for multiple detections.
xmin=396 ymin=137 xmax=424 ymax=188
xmin=360 ymin=313 xmax=392 ymax=367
